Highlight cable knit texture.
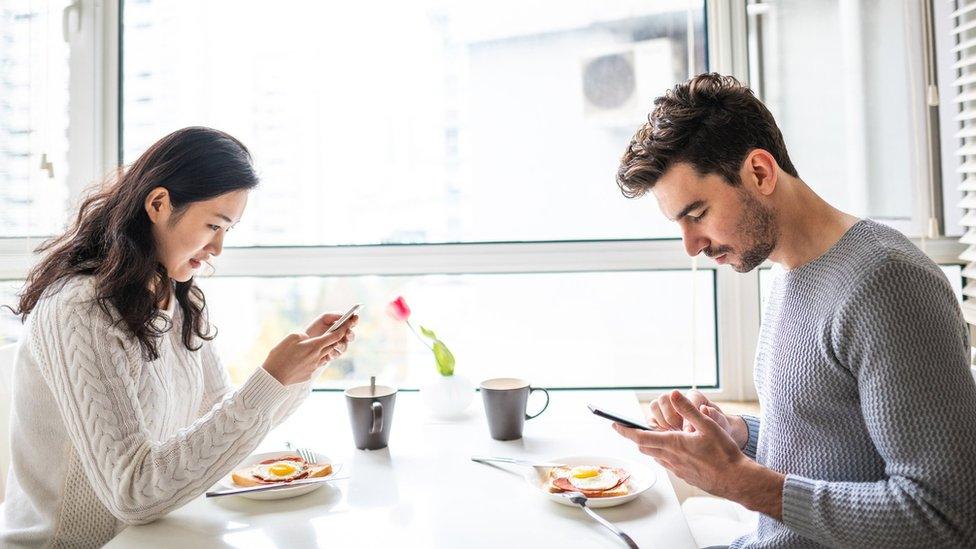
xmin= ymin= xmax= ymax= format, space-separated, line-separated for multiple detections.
xmin=731 ymin=220 xmax=976 ymax=548
xmin=0 ymin=276 xmax=316 ymax=547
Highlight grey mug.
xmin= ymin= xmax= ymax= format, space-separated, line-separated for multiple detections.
xmin=345 ymin=385 xmax=397 ymax=450
xmin=480 ymin=377 xmax=550 ymax=441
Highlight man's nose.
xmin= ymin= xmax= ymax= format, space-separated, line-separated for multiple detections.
xmin=681 ymin=225 xmax=708 ymax=257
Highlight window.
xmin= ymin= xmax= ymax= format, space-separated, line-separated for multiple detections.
xmin=201 ymin=270 xmax=717 ymax=389
xmin=0 ymin=1 xmax=73 ymax=237
xmin=747 ymin=0 xmax=933 ymax=236
xmin=121 ymin=1 xmax=705 ymax=245
xmin=5 ymin=2 xmax=958 ymax=397
xmin=118 ymin=0 xmax=715 ymax=390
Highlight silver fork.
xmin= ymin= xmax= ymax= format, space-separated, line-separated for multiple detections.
xmin=297 ymin=447 xmax=318 ymax=464
xmin=564 ymin=491 xmax=640 ymax=548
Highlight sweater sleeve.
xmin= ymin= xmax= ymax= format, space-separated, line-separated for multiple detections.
xmin=197 ymin=340 xmax=234 ymax=413
xmin=740 ymin=415 xmax=760 ymax=460
xmin=198 ymin=340 xmax=314 ymax=427
xmin=781 ymin=260 xmax=976 ymax=548
xmin=28 ymin=282 xmax=294 ymax=526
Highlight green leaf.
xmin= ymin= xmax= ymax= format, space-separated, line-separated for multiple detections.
xmin=431 ymin=339 xmax=455 ymax=376
xmin=419 ymin=325 xmax=437 ymax=340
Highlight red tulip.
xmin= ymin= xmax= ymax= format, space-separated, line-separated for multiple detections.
xmin=387 ymin=296 xmax=411 ymax=321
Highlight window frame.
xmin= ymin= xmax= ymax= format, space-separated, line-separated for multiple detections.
xmin=1 ymin=0 xmax=966 ymax=401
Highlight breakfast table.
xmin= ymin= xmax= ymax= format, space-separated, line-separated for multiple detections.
xmin=106 ymin=389 xmax=697 ymax=548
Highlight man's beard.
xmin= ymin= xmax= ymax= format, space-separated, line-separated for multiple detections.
xmin=706 ymin=190 xmax=778 ymax=273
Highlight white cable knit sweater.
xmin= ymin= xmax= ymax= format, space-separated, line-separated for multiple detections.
xmin=0 ymin=276 xmax=315 ymax=547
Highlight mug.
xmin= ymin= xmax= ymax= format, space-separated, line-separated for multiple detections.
xmin=480 ymin=378 xmax=550 ymax=441
xmin=345 ymin=384 xmax=397 ymax=450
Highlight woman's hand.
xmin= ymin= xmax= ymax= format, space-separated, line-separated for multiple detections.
xmin=261 ymin=312 xmax=358 ymax=386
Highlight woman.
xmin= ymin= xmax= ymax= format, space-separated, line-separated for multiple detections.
xmin=0 ymin=127 xmax=356 ymax=547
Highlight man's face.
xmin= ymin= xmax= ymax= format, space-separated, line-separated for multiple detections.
xmin=652 ymin=162 xmax=777 ymax=273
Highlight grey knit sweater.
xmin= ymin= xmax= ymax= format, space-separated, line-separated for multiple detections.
xmin=731 ymin=220 xmax=976 ymax=548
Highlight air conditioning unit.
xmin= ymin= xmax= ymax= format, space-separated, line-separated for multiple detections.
xmin=581 ymin=39 xmax=675 ymax=127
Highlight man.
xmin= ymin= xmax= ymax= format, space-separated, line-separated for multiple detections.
xmin=612 ymin=73 xmax=976 ymax=548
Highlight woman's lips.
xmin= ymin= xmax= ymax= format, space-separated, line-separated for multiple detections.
xmin=189 ymin=258 xmax=201 ymax=269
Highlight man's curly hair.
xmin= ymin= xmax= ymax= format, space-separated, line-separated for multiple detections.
xmin=616 ymin=73 xmax=798 ymax=198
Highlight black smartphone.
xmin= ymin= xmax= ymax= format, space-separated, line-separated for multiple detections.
xmin=587 ymin=404 xmax=653 ymax=431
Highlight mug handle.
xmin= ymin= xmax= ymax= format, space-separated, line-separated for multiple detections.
xmin=525 ymin=387 xmax=550 ymax=420
xmin=369 ymin=401 xmax=384 ymax=435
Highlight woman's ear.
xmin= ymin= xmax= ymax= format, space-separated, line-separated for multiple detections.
xmin=145 ymin=187 xmax=170 ymax=224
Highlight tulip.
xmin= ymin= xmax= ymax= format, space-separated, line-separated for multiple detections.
xmin=387 ymin=296 xmax=455 ymax=376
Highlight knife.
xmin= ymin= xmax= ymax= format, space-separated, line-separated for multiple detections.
xmin=206 ymin=475 xmax=349 ymax=498
xmin=470 ymin=456 xmax=565 ymax=468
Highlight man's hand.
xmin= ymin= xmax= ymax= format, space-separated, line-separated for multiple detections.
xmin=615 ymin=390 xmax=785 ymax=520
xmin=648 ymin=389 xmax=750 ymax=450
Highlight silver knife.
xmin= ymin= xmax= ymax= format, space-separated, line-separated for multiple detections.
xmin=206 ymin=475 xmax=349 ymax=498
xmin=470 ymin=456 xmax=565 ymax=468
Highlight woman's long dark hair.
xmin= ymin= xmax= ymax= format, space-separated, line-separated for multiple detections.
xmin=11 ymin=126 xmax=259 ymax=360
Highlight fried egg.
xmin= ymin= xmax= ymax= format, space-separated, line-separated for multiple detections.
xmin=252 ymin=458 xmax=307 ymax=482
xmin=549 ymin=465 xmax=629 ymax=494
xmin=564 ymin=465 xmax=621 ymax=491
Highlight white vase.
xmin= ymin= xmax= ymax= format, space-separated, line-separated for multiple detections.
xmin=421 ymin=373 xmax=474 ymax=418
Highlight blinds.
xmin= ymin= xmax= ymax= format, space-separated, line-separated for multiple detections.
xmin=953 ymin=0 xmax=976 ymax=322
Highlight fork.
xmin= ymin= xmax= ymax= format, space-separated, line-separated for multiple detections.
xmin=297 ymin=447 xmax=318 ymax=464
xmin=564 ymin=491 xmax=640 ymax=548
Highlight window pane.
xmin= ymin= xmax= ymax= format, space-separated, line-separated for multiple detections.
xmin=0 ymin=1 xmax=72 ymax=237
xmin=748 ymin=0 xmax=925 ymax=228
xmin=199 ymin=270 xmax=717 ymax=389
xmin=121 ymin=1 xmax=706 ymax=245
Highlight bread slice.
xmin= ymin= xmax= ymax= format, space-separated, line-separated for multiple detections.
xmin=588 ymin=484 xmax=629 ymax=498
xmin=308 ymin=463 xmax=333 ymax=478
xmin=231 ymin=470 xmax=264 ymax=487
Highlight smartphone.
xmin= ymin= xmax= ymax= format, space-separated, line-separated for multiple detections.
xmin=322 ymin=304 xmax=362 ymax=336
xmin=587 ymin=404 xmax=652 ymax=431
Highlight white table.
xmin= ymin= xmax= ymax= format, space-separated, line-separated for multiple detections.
xmin=107 ymin=390 xmax=696 ymax=548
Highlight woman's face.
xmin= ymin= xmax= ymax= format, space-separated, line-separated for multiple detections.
xmin=145 ymin=187 xmax=249 ymax=283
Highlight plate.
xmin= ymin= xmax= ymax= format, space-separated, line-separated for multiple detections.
xmin=216 ymin=450 xmax=342 ymax=500
xmin=524 ymin=454 xmax=656 ymax=509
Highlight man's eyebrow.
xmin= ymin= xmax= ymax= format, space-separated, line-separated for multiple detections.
xmin=673 ymin=200 xmax=706 ymax=221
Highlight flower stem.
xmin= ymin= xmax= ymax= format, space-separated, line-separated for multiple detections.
xmin=406 ymin=319 xmax=434 ymax=351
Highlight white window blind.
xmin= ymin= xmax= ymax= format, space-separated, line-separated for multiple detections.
xmin=954 ymin=0 xmax=976 ymax=328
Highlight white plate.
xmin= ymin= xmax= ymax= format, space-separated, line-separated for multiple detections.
xmin=524 ymin=455 xmax=656 ymax=509
xmin=217 ymin=450 xmax=342 ymax=501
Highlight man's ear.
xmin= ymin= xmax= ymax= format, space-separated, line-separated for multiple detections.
xmin=145 ymin=187 xmax=171 ymax=224
xmin=741 ymin=149 xmax=779 ymax=197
